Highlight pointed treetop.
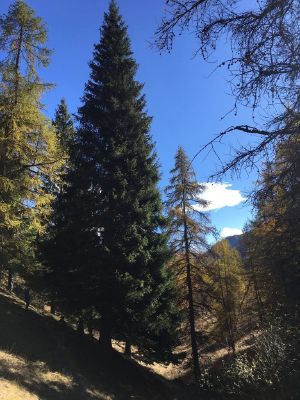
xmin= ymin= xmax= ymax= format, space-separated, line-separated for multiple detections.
xmin=0 ymin=0 xmax=50 ymax=77
xmin=172 ymin=146 xmax=196 ymax=183
xmin=109 ymin=0 xmax=119 ymax=11
xmin=176 ymin=146 xmax=190 ymax=163
xmin=103 ymin=0 xmax=122 ymax=25
xmin=53 ymin=98 xmax=74 ymax=149
xmin=101 ymin=0 xmax=128 ymax=37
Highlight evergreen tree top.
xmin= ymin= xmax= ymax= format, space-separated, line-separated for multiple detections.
xmin=53 ymin=98 xmax=74 ymax=149
xmin=78 ymin=0 xmax=146 ymax=127
xmin=108 ymin=0 xmax=119 ymax=15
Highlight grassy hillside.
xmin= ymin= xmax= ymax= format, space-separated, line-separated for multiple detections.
xmin=0 ymin=289 xmax=209 ymax=400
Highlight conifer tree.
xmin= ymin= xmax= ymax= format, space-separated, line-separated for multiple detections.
xmin=45 ymin=1 xmax=180 ymax=361
xmin=0 ymin=1 xmax=61 ymax=286
xmin=49 ymin=98 xmax=75 ymax=195
xmin=53 ymin=98 xmax=75 ymax=151
xmin=246 ymin=132 xmax=300 ymax=316
xmin=207 ymin=240 xmax=245 ymax=353
xmin=36 ymin=99 xmax=75 ymax=310
xmin=165 ymin=146 xmax=214 ymax=382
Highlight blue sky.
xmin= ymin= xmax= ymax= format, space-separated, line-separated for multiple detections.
xmin=1 ymin=0 xmax=260 ymax=237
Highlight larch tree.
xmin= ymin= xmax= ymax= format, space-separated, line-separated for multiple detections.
xmin=0 ymin=1 xmax=61 ymax=289
xmin=246 ymin=132 xmax=300 ymax=317
xmin=165 ymin=146 xmax=214 ymax=382
xmin=207 ymin=240 xmax=245 ymax=353
xmin=44 ymin=0 xmax=180 ymax=362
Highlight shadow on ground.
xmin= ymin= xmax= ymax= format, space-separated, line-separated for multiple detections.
xmin=0 ymin=290 xmax=206 ymax=400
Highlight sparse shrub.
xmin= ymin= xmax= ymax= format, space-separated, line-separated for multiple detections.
xmin=202 ymin=320 xmax=300 ymax=399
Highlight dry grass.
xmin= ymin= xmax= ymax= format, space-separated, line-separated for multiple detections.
xmin=0 ymin=378 xmax=39 ymax=400
xmin=0 ymin=351 xmax=75 ymax=400
xmin=0 ymin=288 xmax=199 ymax=400
xmin=0 ymin=346 xmax=112 ymax=400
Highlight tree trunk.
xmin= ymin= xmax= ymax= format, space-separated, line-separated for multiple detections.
xmin=186 ymin=261 xmax=201 ymax=383
xmin=183 ymin=192 xmax=201 ymax=383
xmin=87 ymin=320 xmax=93 ymax=337
xmin=7 ymin=269 xmax=13 ymax=292
xmin=99 ymin=322 xmax=112 ymax=349
xmin=50 ymin=299 xmax=56 ymax=315
xmin=77 ymin=317 xmax=84 ymax=336
xmin=124 ymin=341 xmax=131 ymax=357
xmin=223 ymin=259 xmax=236 ymax=355
xmin=251 ymin=265 xmax=264 ymax=323
xmin=13 ymin=25 xmax=23 ymax=106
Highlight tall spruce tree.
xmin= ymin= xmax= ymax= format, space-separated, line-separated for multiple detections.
xmin=0 ymin=1 xmax=61 ymax=288
xmin=166 ymin=146 xmax=214 ymax=382
xmin=45 ymin=1 xmax=180 ymax=361
xmin=53 ymin=98 xmax=75 ymax=151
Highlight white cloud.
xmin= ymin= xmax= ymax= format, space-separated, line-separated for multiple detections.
xmin=196 ymin=182 xmax=246 ymax=212
xmin=221 ymin=227 xmax=243 ymax=238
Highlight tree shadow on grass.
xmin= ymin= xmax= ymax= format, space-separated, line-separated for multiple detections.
xmin=0 ymin=290 xmax=185 ymax=400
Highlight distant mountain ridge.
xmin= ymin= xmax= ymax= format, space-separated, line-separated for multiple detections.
xmin=225 ymin=234 xmax=246 ymax=257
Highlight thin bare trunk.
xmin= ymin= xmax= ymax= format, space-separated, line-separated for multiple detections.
xmin=124 ymin=341 xmax=131 ymax=357
xmin=99 ymin=316 xmax=112 ymax=349
xmin=183 ymin=185 xmax=201 ymax=383
xmin=223 ymin=258 xmax=236 ymax=354
xmin=13 ymin=26 xmax=23 ymax=106
xmin=251 ymin=265 xmax=264 ymax=323
xmin=7 ymin=269 xmax=13 ymax=292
